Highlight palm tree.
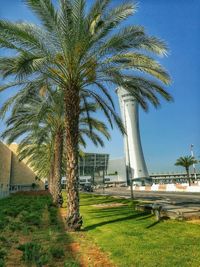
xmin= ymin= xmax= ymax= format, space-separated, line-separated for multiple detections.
xmin=1 ymin=87 xmax=111 ymax=206
xmin=0 ymin=0 xmax=172 ymax=230
xmin=175 ymin=156 xmax=198 ymax=186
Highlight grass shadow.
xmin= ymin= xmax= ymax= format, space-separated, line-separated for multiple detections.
xmin=84 ymin=211 xmax=149 ymax=231
xmin=146 ymin=220 xmax=161 ymax=229
xmin=136 ymin=214 xmax=154 ymax=221
xmin=146 ymin=216 xmax=170 ymax=229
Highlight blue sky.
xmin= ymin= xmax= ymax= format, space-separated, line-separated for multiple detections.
xmin=0 ymin=0 xmax=200 ymax=173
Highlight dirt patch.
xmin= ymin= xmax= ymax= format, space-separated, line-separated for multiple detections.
xmin=5 ymin=236 xmax=30 ymax=267
xmin=5 ymin=248 xmax=24 ymax=267
xmin=69 ymin=242 xmax=80 ymax=253
xmin=187 ymin=219 xmax=200 ymax=224
xmin=69 ymin=233 xmax=116 ymax=267
xmin=59 ymin=208 xmax=116 ymax=267
xmin=92 ymin=203 xmax=127 ymax=208
xmin=18 ymin=236 xmax=30 ymax=244
xmin=13 ymin=190 xmax=50 ymax=196
xmin=80 ymin=243 xmax=116 ymax=267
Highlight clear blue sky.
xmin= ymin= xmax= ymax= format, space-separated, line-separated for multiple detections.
xmin=0 ymin=0 xmax=199 ymax=173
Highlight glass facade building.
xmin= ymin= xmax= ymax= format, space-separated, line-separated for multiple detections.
xmin=79 ymin=153 xmax=109 ymax=177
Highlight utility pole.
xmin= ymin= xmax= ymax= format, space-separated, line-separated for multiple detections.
xmin=103 ymin=169 xmax=105 ymax=194
xmin=190 ymin=144 xmax=197 ymax=180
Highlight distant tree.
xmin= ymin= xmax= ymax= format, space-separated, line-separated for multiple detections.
xmin=175 ymin=156 xmax=198 ymax=186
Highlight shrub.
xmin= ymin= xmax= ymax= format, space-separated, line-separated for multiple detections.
xmin=64 ymin=261 xmax=80 ymax=267
xmin=17 ymin=242 xmax=49 ymax=267
xmin=0 ymin=248 xmax=7 ymax=260
xmin=8 ymin=221 xmax=22 ymax=232
xmin=50 ymin=247 xmax=64 ymax=259
xmin=0 ymin=236 xmax=6 ymax=242
xmin=0 ymin=217 xmax=9 ymax=230
xmin=48 ymin=206 xmax=58 ymax=225
xmin=17 ymin=242 xmax=40 ymax=261
xmin=4 ymin=207 xmax=21 ymax=217
xmin=9 ymin=236 xmax=18 ymax=244
xmin=0 ymin=236 xmax=11 ymax=248
xmin=20 ymin=212 xmax=41 ymax=226
xmin=0 ymin=259 xmax=5 ymax=267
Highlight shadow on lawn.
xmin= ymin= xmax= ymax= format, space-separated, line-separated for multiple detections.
xmin=80 ymin=193 xmax=138 ymax=206
xmin=145 ymin=216 xmax=170 ymax=229
xmin=136 ymin=214 xmax=154 ymax=221
xmin=84 ymin=211 xmax=149 ymax=231
xmin=146 ymin=220 xmax=161 ymax=229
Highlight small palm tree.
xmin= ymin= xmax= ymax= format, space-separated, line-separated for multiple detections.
xmin=175 ymin=156 xmax=198 ymax=186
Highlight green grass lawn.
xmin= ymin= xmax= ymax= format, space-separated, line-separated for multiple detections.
xmin=74 ymin=193 xmax=200 ymax=267
xmin=1 ymin=192 xmax=200 ymax=267
xmin=0 ymin=192 xmax=79 ymax=267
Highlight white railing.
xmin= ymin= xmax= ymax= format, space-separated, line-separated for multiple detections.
xmin=0 ymin=190 xmax=10 ymax=199
xmin=131 ymin=183 xmax=200 ymax=193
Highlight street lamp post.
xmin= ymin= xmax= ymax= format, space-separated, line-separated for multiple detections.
xmin=190 ymin=144 xmax=197 ymax=180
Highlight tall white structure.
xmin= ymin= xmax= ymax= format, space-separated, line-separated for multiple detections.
xmin=116 ymin=87 xmax=151 ymax=185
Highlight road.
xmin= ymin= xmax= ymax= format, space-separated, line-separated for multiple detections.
xmin=94 ymin=187 xmax=200 ymax=204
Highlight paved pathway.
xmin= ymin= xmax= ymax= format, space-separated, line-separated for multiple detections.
xmin=95 ymin=187 xmax=200 ymax=202
xmin=94 ymin=188 xmax=200 ymax=220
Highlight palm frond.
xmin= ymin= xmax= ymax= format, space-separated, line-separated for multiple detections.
xmin=25 ymin=0 xmax=58 ymax=32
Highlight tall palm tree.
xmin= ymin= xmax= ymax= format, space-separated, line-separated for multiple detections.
xmin=1 ymin=88 xmax=111 ymax=206
xmin=0 ymin=0 xmax=172 ymax=230
xmin=175 ymin=156 xmax=198 ymax=186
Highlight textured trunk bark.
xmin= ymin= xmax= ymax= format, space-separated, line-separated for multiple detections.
xmin=64 ymin=88 xmax=82 ymax=231
xmin=52 ymin=129 xmax=64 ymax=207
xmin=186 ymin=168 xmax=191 ymax=186
xmin=49 ymin=158 xmax=55 ymax=195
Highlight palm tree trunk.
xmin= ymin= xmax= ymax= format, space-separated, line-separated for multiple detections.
xmin=52 ymin=129 xmax=64 ymax=207
xmin=64 ymin=88 xmax=82 ymax=231
xmin=49 ymin=157 xmax=55 ymax=195
xmin=186 ymin=167 xmax=191 ymax=186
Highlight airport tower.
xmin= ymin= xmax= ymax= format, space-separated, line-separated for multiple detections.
xmin=116 ymin=87 xmax=151 ymax=185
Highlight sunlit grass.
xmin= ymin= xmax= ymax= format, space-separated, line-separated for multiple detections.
xmin=74 ymin=193 xmax=200 ymax=267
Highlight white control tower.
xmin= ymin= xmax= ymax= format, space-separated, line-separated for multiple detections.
xmin=116 ymin=87 xmax=151 ymax=185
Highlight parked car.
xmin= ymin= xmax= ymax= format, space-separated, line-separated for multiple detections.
xmin=83 ymin=183 xmax=93 ymax=192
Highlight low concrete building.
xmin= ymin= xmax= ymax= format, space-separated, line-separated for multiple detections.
xmin=0 ymin=141 xmax=12 ymax=196
xmin=0 ymin=142 xmax=44 ymax=197
xmin=107 ymin=157 xmax=127 ymax=182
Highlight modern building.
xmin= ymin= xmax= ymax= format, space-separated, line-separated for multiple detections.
xmin=116 ymin=87 xmax=151 ymax=185
xmin=79 ymin=153 xmax=109 ymax=175
xmin=0 ymin=141 xmax=44 ymax=198
xmin=62 ymin=153 xmax=110 ymax=186
xmin=107 ymin=157 xmax=127 ymax=182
